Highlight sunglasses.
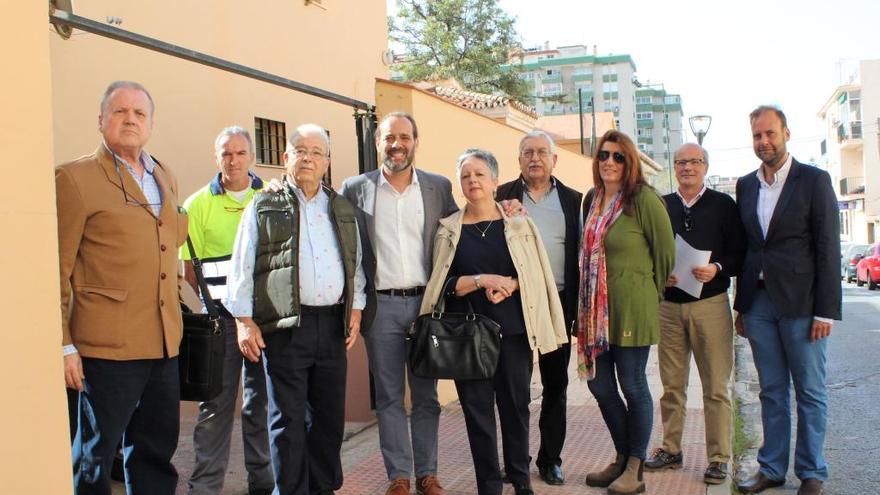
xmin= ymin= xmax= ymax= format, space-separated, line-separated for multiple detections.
xmin=683 ymin=206 xmax=693 ymax=232
xmin=598 ymin=150 xmax=626 ymax=165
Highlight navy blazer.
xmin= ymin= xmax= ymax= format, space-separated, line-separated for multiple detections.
xmin=340 ymin=168 xmax=458 ymax=332
xmin=734 ymin=159 xmax=841 ymax=320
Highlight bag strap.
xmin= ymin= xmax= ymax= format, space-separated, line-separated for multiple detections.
xmin=433 ymin=277 xmax=476 ymax=315
xmin=186 ymin=236 xmax=220 ymax=319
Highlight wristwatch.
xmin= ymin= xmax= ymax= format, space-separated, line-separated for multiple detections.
xmin=473 ymin=274 xmax=482 ymax=288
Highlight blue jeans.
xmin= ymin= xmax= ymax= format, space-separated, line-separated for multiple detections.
xmin=743 ymin=289 xmax=828 ymax=482
xmin=587 ymin=345 xmax=653 ymax=459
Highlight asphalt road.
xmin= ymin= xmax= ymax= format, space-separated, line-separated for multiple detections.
xmin=822 ymin=281 xmax=880 ymax=494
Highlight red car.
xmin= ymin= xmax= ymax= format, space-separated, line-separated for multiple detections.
xmin=856 ymin=243 xmax=880 ymax=289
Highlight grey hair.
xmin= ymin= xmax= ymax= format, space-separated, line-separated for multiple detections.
xmin=287 ymin=123 xmax=330 ymax=152
xmin=214 ymin=126 xmax=254 ymax=157
xmin=455 ymin=148 xmax=499 ymax=180
xmin=519 ymin=130 xmax=557 ymax=155
xmin=674 ymin=143 xmax=710 ymax=166
xmin=100 ymin=81 xmax=154 ymax=116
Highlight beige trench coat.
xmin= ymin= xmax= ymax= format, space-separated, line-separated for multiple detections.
xmin=419 ymin=204 xmax=568 ymax=355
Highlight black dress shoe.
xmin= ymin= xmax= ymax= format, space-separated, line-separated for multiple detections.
xmin=737 ymin=472 xmax=785 ymax=493
xmin=798 ymin=478 xmax=824 ymax=495
xmin=538 ymin=464 xmax=565 ymax=485
xmin=513 ymin=483 xmax=534 ymax=495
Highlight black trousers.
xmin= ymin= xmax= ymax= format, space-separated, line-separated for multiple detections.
xmin=536 ymin=341 xmax=571 ymax=468
xmin=456 ymin=333 xmax=533 ymax=495
xmin=262 ymin=306 xmax=347 ymax=495
xmin=536 ymin=290 xmax=573 ymax=468
xmin=73 ymin=357 xmax=180 ymax=495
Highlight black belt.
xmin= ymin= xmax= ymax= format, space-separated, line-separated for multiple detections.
xmin=376 ymin=286 xmax=425 ymax=297
xmin=757 ymin=279 xmax=766 ymax=289
xmin=300 ymin=304 xmax=343 ymax=314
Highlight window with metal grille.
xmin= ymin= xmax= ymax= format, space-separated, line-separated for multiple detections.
xmin=254 ymin=117 xmax=287 ymax=167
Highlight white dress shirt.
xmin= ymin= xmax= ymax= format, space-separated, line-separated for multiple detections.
xmin=373 ymin=169 xmax=427 ymax=290
xmin=226 ymin=184 xmax=366 ymax=318
xmin=675 ymin=184 xmax=707 ymax=208
xmin=755 ymin=155 xmax=832 ymax=324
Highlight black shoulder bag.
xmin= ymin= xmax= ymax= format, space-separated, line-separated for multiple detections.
xmin=407 ymin=278 xmax=502 ymax=380
xmin=179 ymin=236 xmax=226 ymax=402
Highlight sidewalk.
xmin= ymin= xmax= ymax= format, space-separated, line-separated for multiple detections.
xmin=155 ymin=347 xmax=729 ymax=494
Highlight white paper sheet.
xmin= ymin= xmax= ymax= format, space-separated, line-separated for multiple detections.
xmin=672 ymin=234 xmax=712 ymax=298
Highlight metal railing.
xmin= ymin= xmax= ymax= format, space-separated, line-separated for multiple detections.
xmin=49 ymin=9 xmax=378 ymax=173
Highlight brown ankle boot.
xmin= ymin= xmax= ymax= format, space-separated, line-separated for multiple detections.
xmin=585 ymin=454 xmax=626 ymax=487
xmin=607 ymin=456 xmax=646 ymax=494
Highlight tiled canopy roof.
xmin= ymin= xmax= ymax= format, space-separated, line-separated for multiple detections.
xmin=426 ymin=85 xmax=538 ymax=119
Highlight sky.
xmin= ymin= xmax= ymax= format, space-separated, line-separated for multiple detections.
xmin=387 ymin=0 xmax=880 ymax=177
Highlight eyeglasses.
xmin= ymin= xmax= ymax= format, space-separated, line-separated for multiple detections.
xmin=597 ymin=150 xmax=626 ymax=164
xmin=521 ymin=149 xmax=552 ymax=159
xmin=292 ymin=148 xmax=328 ymax=160
xmin=683 ymin=206 xmax=693 ymax=232
xmin=112 ymin=152 xmax=163 ymax=209
xmin=674 ymin=158 xmax=705 ymax=167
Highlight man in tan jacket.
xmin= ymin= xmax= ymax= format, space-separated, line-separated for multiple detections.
xmin=57 ymin=81 xmax=187 ymax=494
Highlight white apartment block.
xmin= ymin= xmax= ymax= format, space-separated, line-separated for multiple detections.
xmin=512 ymin=44 xmax=684 ymax=166
xmin=817 ymin=59 xmax=880 ymax=244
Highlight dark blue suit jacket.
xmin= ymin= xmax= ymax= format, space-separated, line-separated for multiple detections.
xmin=734 ymin=159 xmax=841 ymax=319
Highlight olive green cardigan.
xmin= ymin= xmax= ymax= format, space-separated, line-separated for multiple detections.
xmin=590 ymin=186 xmax=675 ymax=347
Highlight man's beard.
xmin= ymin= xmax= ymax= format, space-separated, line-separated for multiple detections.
xmin=382 ymin=152 xmax=414 ymax=174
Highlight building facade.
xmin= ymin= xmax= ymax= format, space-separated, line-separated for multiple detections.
xmin=512 ymin=44 xmax=684 ymax=169
xmin=48 ymin=0 xmax=390 ymax=425
xmin=817 ymin=59 xmax=880 ymax=244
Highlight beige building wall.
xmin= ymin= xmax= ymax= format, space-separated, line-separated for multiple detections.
xmin=49 ymin=1 xmax=388 ymax=422
xmin=1 ymin=3 xmax=73 ymax=494
xmin=375 ymin=79 xmax=594 ymax=404
xmin=50 ymin=0 xmax=388 ymax=193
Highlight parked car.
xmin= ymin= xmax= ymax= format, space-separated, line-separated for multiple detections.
xmin=842 ymin=243 xmax=869 ymax=283
xmin=856 ymin=243 xmax=880 ymax=289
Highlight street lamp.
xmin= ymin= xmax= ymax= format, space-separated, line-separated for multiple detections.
xmin=689 ymin=115 xmax=712 ymax=146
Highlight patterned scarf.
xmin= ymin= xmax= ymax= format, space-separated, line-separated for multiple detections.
xmin=576 ymin=189 xmax=624 ymax=380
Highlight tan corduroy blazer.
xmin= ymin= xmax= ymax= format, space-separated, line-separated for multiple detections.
xmin=419 ymin=204 xmax=568 ymax=355
xmin=56 ymin=145 xmax=188 ymax=360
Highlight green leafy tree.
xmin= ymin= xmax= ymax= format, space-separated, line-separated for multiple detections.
xmin=389 ymin=0 xmax=530 ymax=102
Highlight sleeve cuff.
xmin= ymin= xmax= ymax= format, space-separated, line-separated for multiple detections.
xmin=352 ymin=293 xmax=366 ymax=310
xmin=814 ymin=316 xmax=834 ymax=324
xmin=62 ymin=344 xmax=78 ymax=356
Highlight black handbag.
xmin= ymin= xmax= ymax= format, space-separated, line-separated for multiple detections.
xmin=407 ymin=278 xmax=502 ymax=380
xmin=178 ymin=236 xmax=226 ymax=402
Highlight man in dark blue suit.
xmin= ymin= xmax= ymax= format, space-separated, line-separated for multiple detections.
xmin=734 ymin=106 xmax=841 ymax=495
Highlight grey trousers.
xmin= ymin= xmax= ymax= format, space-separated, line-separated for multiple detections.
xmin=188 ymin=316 xmax=274 ymax=495
xmin=365 ymin=293 xmax=441 ymax=480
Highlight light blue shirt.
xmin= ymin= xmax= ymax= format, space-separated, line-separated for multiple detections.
xmin=226 ymin=183 xmax=366 ymax=318
xmin=106 ymin=142 xmax=163 ymax=216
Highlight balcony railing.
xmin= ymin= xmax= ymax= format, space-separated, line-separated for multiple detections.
xmin=840 ymin=176 xmax=865 ymax=196
xmin=837 ymin=121 xmax=863 ymax=142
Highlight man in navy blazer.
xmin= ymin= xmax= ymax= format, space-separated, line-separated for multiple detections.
xmin=734 ymin=106 xmax=840 ymax=495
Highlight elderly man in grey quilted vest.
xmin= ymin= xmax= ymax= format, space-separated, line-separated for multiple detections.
xmin=226 ymin=123 xmax=366 ymax=495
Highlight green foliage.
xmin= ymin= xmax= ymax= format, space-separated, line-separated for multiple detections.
xmin=389 ymin=0 xmax=531 ymax=102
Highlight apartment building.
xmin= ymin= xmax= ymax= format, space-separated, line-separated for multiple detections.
xmin=817 ymin=59 xmax=880 ymax=244
xmin=512 ymin=44 xmax=684 ymax=166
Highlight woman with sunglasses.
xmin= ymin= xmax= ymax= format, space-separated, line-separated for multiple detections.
xmin=419 ymin=149 xmax=568 ymax=495
xmin=578 ymin=130 xmax=674 ymax=494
